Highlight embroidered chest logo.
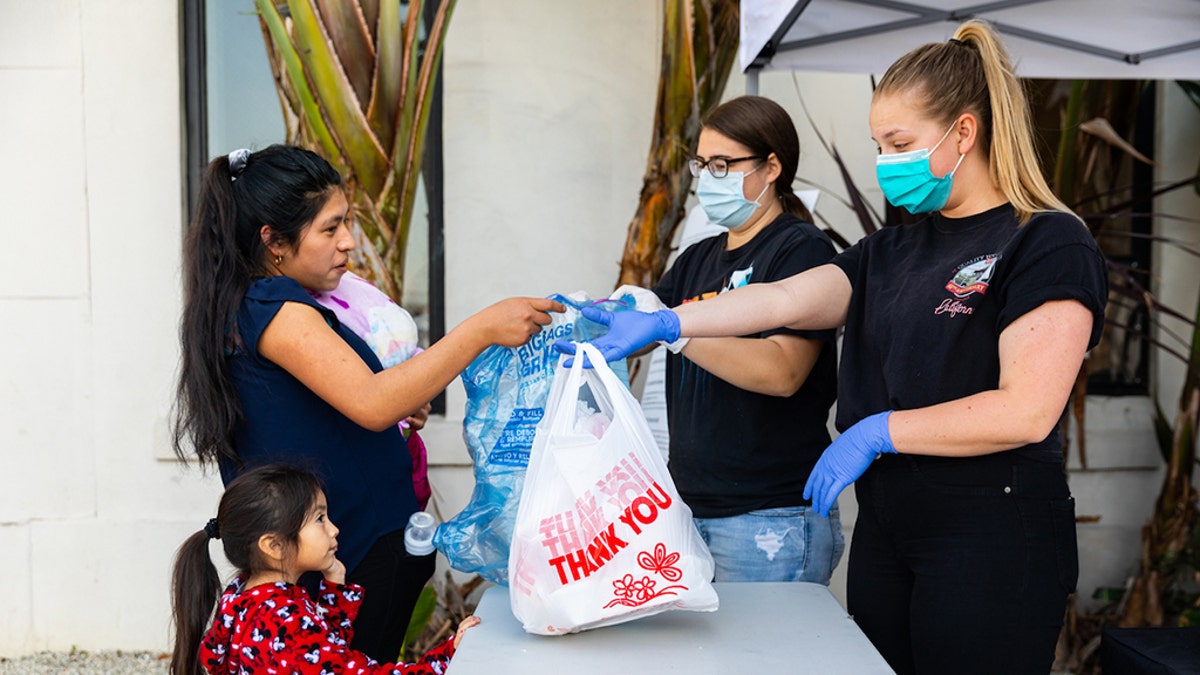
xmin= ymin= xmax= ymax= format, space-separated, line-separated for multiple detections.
xmin=935 ymin=253 xmax=1001 ymax=318
xmin=945 ymin=254 xmax=1001 ymax=298
xmin=683 ymin=264 xmax=754 ymax=304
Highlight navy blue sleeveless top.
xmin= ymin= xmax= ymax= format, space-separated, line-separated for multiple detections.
xmin=219 ymin=276 xmax=417 ymax=573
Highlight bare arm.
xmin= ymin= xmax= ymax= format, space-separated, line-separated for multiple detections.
xmin=259 ymin=297 xmax=563 ymax=431
xmin=889 ymin=299 xmax=1093 ymax=456
xmin=673 ymin=263 xmax=853 ymax=337
xmin=680 ymin=334 xmax=826 ymax=397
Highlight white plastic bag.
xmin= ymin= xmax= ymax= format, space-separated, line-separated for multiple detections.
xmin=509 ymin=343 xmax=719 ymax=635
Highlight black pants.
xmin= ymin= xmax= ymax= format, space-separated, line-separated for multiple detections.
xmin=848 ymin=453 xmax=1078 ymax=675
xmin=345 ymin=529 xmax=437 ymax=663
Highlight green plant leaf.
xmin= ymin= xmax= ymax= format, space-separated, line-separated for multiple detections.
xmin=315 ymin=0 xmax=376 ymax=107
xmin=254 ymin=0 xmax=343 ymax=165
xmin=402 ymin=585 xmax=438 ymax=657
xmin=366 ymin=0 xmax=405 ymax=155
xmin=288 ymin=0 xmax=389 ymax=196
xmin=389 ymin=0 xmax=456 ymax=268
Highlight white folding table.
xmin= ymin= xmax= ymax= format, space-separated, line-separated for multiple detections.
xmin=447 ymin=582 xmax=894 ymax=674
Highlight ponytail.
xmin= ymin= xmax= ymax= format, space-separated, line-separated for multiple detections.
xmin=953 ymin=21 xmax=1073 ymax=223
xmin=170 ymin=530 xmax=221 ymax=675
xmin=173 ymin=146 xmax=344 ymax=466
xmin=876 ymin=20 xmax=1075 ymax=224
xmin=174 ymin=156 xmax=251 ymax=466
xmin=779 ymin=190 xmax=814 ymax=222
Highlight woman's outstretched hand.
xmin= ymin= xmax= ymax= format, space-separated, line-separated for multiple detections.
xmin=475 ymin=297 xmax=565 ymax=348
xmin=804 ymin=411 xmax=896 ymax=517
xmin=553 ymin=306 xmax=681 ymax=366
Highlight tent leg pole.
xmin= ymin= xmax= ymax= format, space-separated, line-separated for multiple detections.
xmin=746 ymin=69 xmax=760 ymax=96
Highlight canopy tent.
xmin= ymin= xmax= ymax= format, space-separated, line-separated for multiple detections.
xmin=741 ymin=0 xmax=1200 ymax=90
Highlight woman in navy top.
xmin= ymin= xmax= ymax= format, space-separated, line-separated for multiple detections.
xmin=174 ymin=145 xmax=561 ymax=662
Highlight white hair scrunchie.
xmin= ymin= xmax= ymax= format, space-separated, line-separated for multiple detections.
xmin=228 ymin=148 xmax=251 ymax=179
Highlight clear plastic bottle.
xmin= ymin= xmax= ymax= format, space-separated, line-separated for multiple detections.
xmin=404 ymin=511 xmax=437 ymax=556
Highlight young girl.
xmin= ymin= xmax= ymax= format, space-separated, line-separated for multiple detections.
xmin=170 ymin=464 xmax=479 ymax=675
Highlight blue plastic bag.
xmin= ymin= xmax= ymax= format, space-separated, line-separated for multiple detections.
xmin=434 ymin=293 xmax=629 ymax=585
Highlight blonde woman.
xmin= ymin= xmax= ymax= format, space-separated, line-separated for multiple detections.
xmin=561 ymin=20 xmax=1107 ymax=675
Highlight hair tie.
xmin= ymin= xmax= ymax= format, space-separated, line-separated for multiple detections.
xmin=948 ymin=37 xmax=974 ymax=50
xmin=204 ymin=518 xmax=221 ymax=540
xmin=228 ymin=148 xmax=251 ymax=179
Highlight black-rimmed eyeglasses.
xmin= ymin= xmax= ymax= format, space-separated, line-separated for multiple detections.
xmin=688 ymin=155 xmax=763 ymax=179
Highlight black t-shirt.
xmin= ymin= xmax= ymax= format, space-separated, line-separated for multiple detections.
xmin=653 ymin=213 xmax=838 ymax=517
xmin=832 ymin=204 xmax=1108 ymax=462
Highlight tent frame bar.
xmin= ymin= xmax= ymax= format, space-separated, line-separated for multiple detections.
xmin=769 ymin=0 xmax=1044 ymax=53
xmin=749 ymin=0 xmax=815 ymax=68
xmin=991 ymin=21 xmax=1200 ymax=65
xmin=754 ymin=0 xmax=1196 ymax=72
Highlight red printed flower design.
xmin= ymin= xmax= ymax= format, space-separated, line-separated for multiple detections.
xmin=610 ymin=574 xmax=655 ymax=603
xmin=638 ymin=543 xmax=682 ymax=582
xmin=604 ymin=543 xmax=689 ymax=609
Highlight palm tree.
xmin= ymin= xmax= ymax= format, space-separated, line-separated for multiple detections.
xmin=615 ymin=0 xmax=740 ymax=289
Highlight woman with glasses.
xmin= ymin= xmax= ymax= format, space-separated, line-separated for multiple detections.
xmin=562 ymin=20 xmax=1107 ymax=674
xmin=636 ymin=95 xmax=843 ymax=584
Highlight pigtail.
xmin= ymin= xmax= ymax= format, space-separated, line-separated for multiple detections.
xmin=953 ymin=21 xmax=1076 ymax=223
xmin=170 ymin=530 xmax=222 ymax=675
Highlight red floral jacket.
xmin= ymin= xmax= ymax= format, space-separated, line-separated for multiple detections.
xmin=199 ymin=577 xmax=455 ymax=674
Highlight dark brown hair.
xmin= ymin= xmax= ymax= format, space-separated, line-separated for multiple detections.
xmin=701 ymin=95 xmax=813 ymax=222
xmin=169 ymin=464 xmax=323 ymax=675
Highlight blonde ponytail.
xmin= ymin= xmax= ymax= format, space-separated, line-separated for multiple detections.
xmin=952 ymin=21 xmax=1074 ymax=223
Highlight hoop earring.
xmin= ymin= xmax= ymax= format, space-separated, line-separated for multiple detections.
xmin=273 ymin=255 xmax=283 ymax=267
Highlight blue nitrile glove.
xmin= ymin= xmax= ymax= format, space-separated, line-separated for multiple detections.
xmin=803 ymin=411 xmax=895 ymax=517
xmin=553 ymin=306 xmax=680 ymax=366
xmin=612 ymin=285 xmax=690 ymax=353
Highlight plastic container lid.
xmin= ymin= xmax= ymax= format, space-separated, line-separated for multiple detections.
xmin=404 ymin=511 xmax=436 ymax=556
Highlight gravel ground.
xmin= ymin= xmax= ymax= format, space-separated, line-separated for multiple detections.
xmin=0 ymin=651 xmax=168 ymax=674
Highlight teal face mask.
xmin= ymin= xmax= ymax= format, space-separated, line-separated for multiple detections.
xmin=875 ymin=122 xmax=965 ymax=214
xmin=697 ymin=167 xmax=770 ymax=228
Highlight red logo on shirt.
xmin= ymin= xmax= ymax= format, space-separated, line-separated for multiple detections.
xmin=945 ymin=254 xmax=1001 ymax=298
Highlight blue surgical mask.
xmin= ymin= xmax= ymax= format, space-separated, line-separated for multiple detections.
xmin=697 ymin=167 xmax=770 ymax=228
xmin=875 ymin=122 xmax=965 ymax=214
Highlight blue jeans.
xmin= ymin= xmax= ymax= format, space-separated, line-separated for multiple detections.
xmin=693 ymin=505 xmax=844 ymax=583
